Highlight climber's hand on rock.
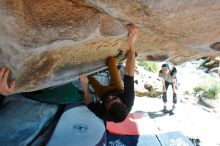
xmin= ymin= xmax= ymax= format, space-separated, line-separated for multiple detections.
xmin=0 ymin=67 xmax=15 ymax=96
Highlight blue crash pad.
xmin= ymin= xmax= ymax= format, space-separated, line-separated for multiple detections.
xmin=0 ymin=94 xmax=58 ymax=146
xmin=106 ymin=133 xmax=161 ymax=146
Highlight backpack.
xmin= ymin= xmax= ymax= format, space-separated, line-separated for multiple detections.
xmin=170 ymin=67 xmax=177 ymax=76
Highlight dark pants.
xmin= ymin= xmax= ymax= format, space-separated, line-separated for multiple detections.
xmin=0 ymin=95 xmax=5 ymax=105
xmin=162 ymin=82 xmax=177 ymax=104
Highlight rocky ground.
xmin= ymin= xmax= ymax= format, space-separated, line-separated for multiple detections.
xmin=133 ymin=59 xmax=220 ymax=146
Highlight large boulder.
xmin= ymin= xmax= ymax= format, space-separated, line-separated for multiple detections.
xmin=0 ymin=0 xmax=220 ymax=93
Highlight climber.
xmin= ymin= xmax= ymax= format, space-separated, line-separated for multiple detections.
xmin=80 ymin=23 xmax=137 ymax=123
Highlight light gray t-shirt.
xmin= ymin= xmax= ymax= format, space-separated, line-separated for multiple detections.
xmin=159 ymin=70 xmax=173 ymax=83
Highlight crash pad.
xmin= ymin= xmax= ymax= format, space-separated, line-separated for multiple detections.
xmin=22 ymin=83 xmax=83 ymax=104
xmin=106 ymin=112 xmax=157 ymax=135
xmin=47 ymin=105 xmax=106 ymax=146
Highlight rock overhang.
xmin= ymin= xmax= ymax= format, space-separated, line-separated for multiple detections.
xmin=0 ymin=0 xmax=220 ymax=93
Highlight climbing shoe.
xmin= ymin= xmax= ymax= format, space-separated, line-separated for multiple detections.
xmin=163 ymin=106 xmax=168 ymax=113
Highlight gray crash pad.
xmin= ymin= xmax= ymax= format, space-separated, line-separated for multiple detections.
xmin=157 ymin=131 xmax=194 ymax=146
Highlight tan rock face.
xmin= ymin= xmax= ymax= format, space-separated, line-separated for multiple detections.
xmin=0 ymin=0 xmax=220 ymax=93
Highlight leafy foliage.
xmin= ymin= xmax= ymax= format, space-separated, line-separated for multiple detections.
xmin=193 ymin=82 xmax=220 ymax=100
xmin=137 ymin=61 xmax=159 ymax=73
